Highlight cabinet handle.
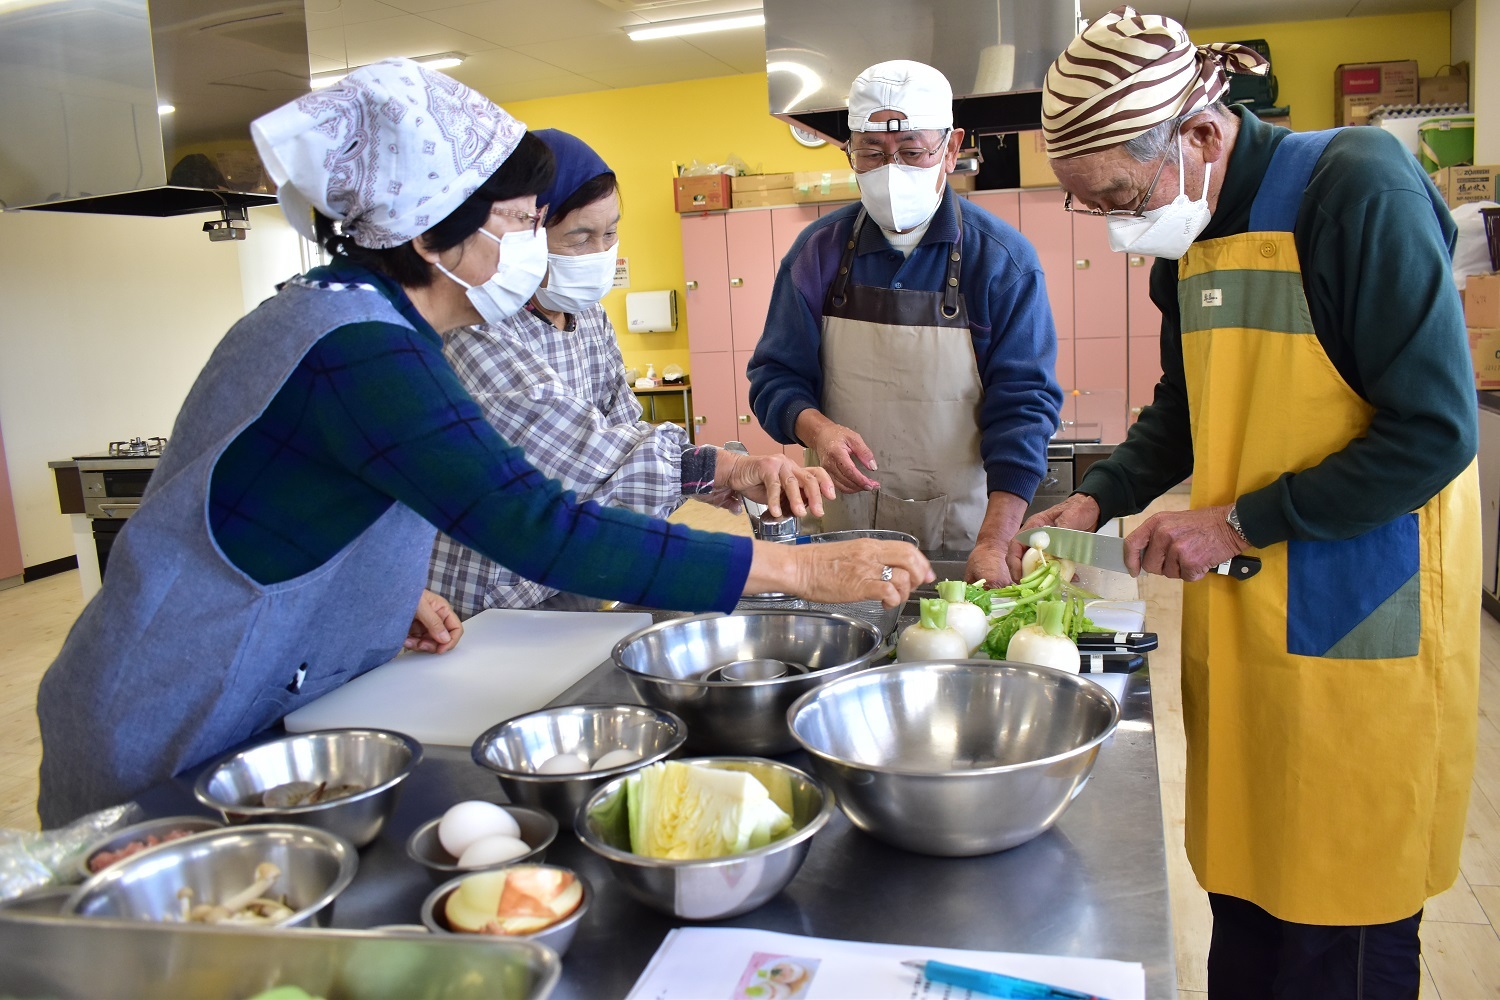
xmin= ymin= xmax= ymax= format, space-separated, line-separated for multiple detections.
xmin=694 ymin=415 xmax=707 ymax=425
xmin=738 ymin=414 xmax=750 ymax=423
xmin=730 ymin=277 xmax=744 ymax=287
xmin=1128 ymin=255 xmax=1146 ymax=267
xmin=1075 ymin=259 xmax=1090 ymax=270
xmin=685 ymin=280 xmax=698 ymax=291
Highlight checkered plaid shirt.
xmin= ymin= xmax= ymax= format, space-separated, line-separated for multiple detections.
xmin=427 ymin=304 xmax=717 ymax=616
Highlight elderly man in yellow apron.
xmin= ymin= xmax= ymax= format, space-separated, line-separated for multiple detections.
xmin=1014 ymin=8 xmax=1480 ymax=998
xmin=748 ymin=60 xmax=1063 ymax=584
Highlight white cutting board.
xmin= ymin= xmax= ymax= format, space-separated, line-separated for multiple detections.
xmin=284 ymin=609 xmax=652 ymax=747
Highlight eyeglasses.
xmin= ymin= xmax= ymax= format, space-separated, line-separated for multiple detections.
xmin=1062 ymin=140 xmax=1175 ymax=218
xmin=846 ymin=130 xmax=951 ymax=172
xmin=492 ymin=206 xmax=549 ymax=234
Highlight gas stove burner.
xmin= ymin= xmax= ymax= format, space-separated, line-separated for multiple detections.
xmin=107 ymin=436 xmax=167 ymax=458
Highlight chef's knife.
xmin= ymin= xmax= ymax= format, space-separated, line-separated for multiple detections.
xmin=1019 ymin=526 xmax=1261 ymax=581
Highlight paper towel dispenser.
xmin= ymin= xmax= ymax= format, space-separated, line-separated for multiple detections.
xmin=626 ymin=290 xmax=677 ymax=333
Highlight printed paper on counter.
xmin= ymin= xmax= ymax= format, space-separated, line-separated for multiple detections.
xmin=627 ymin=927 xmax=1146 ymax=1000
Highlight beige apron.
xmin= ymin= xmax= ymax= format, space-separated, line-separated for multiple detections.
xmin=816 ymin=206 xmax=987 ymax=551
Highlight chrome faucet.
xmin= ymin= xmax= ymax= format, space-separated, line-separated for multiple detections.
xmin=723 ymin=441 xmax=799 ymax=543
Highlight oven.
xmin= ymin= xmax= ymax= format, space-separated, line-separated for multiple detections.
xmin=1028 ymin=440 xmax=1117 ymax=519
xmin=73 ymin=438 xmax=165 ymax=580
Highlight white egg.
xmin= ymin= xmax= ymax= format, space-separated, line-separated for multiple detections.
xmin=536 ymin=753 xmax=591 ymax=774
xmin=456 ymin=834 xmax=531 ymax=868
xmin=590 ymin=749 xmax=643 ymax=771
xmin=438 ymin=801 xmax=520 ymax=858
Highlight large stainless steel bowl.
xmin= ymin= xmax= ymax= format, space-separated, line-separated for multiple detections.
xmin=63 ymin=824 xmax=357 ymax=927
xmin=471 ymin=704 xmax=685 ymax=823
xmin=194 ymin=728 xmax=421 ymax=848
xmin=788 ymin=660 xmax=1120 ymax=856
xmin=612 ymin=610 xmax=886 ymax=755
xmin=575 ymin=757 xmax=831 ymax=920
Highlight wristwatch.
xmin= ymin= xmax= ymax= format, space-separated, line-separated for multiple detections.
xmin=1226 ymin=503 xmax=1249 ymax=544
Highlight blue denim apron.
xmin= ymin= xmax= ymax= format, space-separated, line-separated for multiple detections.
xmin=37 ymin=278 xmax=437 ymax=826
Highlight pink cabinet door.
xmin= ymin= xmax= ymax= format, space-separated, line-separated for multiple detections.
xmin=770 ymin=206 xmax=820 ymax=264
xmin=725 ymin=211 xmax=775 ymax=354
xmin=1126 ymin=253 xmax=1159 ymax=338
xmin=1076 ymin=335 xmax=1129 ymax=443
xmin=1126 ymin=254 xmax=1162 ymax=425
xmin=0 ymin=422 xmax=22 ymax=580
xmin=1055 ymin=337 xmax=1077 ymax=434
xmin=966 ymin=191 xmax=1020 ymax=230
xmin=732 ymin=349 xmax=784 ymax=455
xmin=1071 ymin=213 xmax=1127 ymax=341
xmin=1018 ymin=190 xmax=1073 ymax=391
xmin=681 ymin=215 xmax=731 ymax=353
xmin=688 ymin=350 xmax=737 ymax=448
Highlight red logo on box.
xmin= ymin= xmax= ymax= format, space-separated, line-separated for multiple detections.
xmin=1340 ymin=68 xmax=1383 ymax=94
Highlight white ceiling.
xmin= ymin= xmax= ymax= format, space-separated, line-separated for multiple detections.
xmin=304 ymin=0 xmax=1463 ymax=106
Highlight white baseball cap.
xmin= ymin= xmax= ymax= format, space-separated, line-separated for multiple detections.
xmin=847 ymin=60 xmax=954 ymax=133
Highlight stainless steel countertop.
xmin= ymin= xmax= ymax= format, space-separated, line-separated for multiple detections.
xmin=136 ymin=624 xmax=1176 ymax=998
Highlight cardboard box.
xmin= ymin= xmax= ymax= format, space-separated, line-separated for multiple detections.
xmin=1467 ymin=273 xmax=1500 ymax=328
xmin=1470 ymin=327 xmax=1500 ymax=389
xmin=792 ymin=169 xmax=860 ymax=204
xmin=673 ymin=174 xmax=732 ymax=213
xmin=1334 ymin=60 xmax=1418 ymax=125
xmin=730 ymin=188 xmax=797 ymax=208
xmin=948 ymin=173 xmax=977 ymax=193
xmin=1420 ymin=70 xmax=1469 ymax=106
xmin=731 ymin=173 xmax=794 ymax=193
xmin=1017 ymin=130 xmax=1054 ymax=188
xmin=1429 ymin=164 xmax=1500 ymax=208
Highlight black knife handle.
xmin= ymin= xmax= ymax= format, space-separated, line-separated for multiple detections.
xmin=1213 ymin=555 xmax=1261 ymax=580
xmin=1075 ymin=631 xmax=1159 ymax=653
xmin=1080 ymin=651 xmax=1147 ymax=674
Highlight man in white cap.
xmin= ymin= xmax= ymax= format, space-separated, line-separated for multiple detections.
xmin=1015 ymin=8 xmax=1480 ymax=997
xmin=749 ymin=60 xmax=1062 ymax=583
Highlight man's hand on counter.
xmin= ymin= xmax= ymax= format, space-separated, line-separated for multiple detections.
xmin=745 ymin=537 xmax=933 ymax=608
xmin=406 ymin=589 xmax=464 ymax=653
xmin=968 ymin=491 xmax=1032 ymax=587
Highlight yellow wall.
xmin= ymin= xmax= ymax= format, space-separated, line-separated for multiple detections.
xmin=1189 ymin=11 xmax=1452 ymax=133
xmin=504 ymin=10 xmax=1452 ymax=376
xmin=503 ymin=74 xmax=846 ymax=377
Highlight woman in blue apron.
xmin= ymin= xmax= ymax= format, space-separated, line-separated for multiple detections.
xmin=36 ymin=60 xmax=929 ymax=826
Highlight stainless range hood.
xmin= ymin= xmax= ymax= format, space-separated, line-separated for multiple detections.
xmin=0 ymin=0 xmax=309 ymax=217
xmin=765 ymin=0 xmax=1080 ymax=144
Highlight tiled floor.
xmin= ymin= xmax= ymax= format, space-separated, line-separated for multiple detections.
xmin=2 ymin=496 xmax=1498 ymax=998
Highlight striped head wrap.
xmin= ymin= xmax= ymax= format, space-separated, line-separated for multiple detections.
xmin=1041 ymin=6 xmax=1268 ymax=159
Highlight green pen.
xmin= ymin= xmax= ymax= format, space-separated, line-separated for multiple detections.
xmin=902 ymin=959 xmax=1110 ymax=1000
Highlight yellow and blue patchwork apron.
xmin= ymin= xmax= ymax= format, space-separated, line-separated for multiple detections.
xmin=1177 ymin=129 xmax=1480 ymax=925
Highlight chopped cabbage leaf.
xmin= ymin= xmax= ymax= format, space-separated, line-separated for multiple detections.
xmin=626 ymin=761 xmax=793 ymax=860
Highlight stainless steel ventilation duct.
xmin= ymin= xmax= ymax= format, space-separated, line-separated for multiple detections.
xmin=764 ymin=0 xmax=1080 ymax=144
xmin=0 ymin=0 xmax=309 ymax=216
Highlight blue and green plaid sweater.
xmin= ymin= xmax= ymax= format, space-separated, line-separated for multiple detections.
xmin=209 ymin=261 xmax=750 ymax=612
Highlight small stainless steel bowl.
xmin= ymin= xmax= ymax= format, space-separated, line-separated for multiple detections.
xmin=77 ymin=815 xmax=225 ymax=881
xmin=63 ymin=824 xmax=357 ymax=927
xmin=788 ymin=660 xmax=1120 ymax=856
xmin=471 ymin=704 xmax=685 ymax=824
xmin=194 ymin=728 xmax=422 ymax=848
xmin=575 ymin=757 xmax=831 ymax=920
xmin=420 ymin=865 xmax=590 ymax=957
xmin=405 ymin=804 xmax=558 ymax=884
xmin=612 ymin=610 xmax=886 ymax=755
xmin=0 ymin=886 xmax=73 ymax=915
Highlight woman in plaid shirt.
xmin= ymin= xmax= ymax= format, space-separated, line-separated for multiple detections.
xmin=429 ymin=130 xmax=832 ymax=616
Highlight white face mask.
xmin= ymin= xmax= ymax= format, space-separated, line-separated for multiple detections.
xmin=533 ymin=243 xmax=619 ymax=314
xmin=1106 ymin=138 xmax=1214 ymax=260
xmin=856 ymin=161 xmax=946 ymax=233
xmin=433 ymin=227 xmax=550 ymax=325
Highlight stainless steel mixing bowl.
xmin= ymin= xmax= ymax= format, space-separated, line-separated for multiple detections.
xmin=194 ymin=728 xmax=421 ymax=848
xmin=77 ymin=815 xmax=225 ymax=880
xmin=405 ymin=803 xmax=558 ymax=884
xmin=63 ymin=824 xmax=357 ymax=927
xmin=471 ymin=703 xmax=685 ymax=823
xmin=420 ymin=864 xmax=591 ymax=957
xmin=612 ymin=610 xmax=886 ymax=755
xmin=575 ymin=757 xmax=831 ymax=920
xmin=803 ymin=529 xmax=919 ymax=638
xmin=788 ymin=660 xmax=1120 ymax=856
